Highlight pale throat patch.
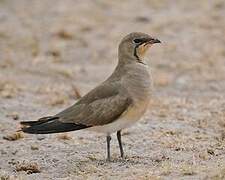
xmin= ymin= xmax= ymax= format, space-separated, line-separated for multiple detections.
xmin=136 ymin=43 xmax=151 ymax=58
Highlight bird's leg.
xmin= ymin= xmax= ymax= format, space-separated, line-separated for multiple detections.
xmin=117 ymin=130 xmax=124 ymax=158
xmin=106 ymin=135 xmax=111 ymax=161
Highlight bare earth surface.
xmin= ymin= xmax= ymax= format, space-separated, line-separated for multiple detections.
xmin=0 ymin=0 xmax=225 ymax=179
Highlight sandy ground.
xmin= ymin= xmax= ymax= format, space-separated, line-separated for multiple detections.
xmin=0 ymin=0 xmax=225 ymax=179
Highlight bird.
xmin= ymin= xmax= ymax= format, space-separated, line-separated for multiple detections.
xmin=20 ymin=32 xmax=161 ymax=161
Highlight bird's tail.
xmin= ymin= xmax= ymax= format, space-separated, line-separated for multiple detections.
xmin=20 ymin=116 xmax=89 ymax=134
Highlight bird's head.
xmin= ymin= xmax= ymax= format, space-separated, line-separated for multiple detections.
xmin=118 ymin=32 xmax=161 ymax=64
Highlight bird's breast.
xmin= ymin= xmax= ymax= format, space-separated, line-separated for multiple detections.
xmin=123 ymin=63 xmax=152 ymax=103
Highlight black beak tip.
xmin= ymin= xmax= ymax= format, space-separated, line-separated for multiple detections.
xmin=153 ymin=39 xmax=161 ymax=44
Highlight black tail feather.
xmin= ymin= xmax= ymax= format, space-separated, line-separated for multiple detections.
xmin=20 ymin=116 xmax=58 ymax=126
xmin=20 ymin=116 xmax=90 ymax=134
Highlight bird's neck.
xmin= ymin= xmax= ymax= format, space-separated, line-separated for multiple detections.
xmin=118 ymin=55 xmax=138 ymax=66
xmin=118 ymin=52 xmax=147 ymax=66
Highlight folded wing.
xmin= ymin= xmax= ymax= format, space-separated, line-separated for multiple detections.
xmin=20 ymin=82 xmax=132 ymax=134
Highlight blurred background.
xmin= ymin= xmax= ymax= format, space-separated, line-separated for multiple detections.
xmin=0 ymin=0 xmax=224 ymax=179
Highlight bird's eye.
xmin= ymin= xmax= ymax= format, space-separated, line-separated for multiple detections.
xmin=133 ymin=38 xmax=143 ymax=44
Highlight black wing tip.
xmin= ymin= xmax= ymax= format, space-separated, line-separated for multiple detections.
xmin=20 ymin=116 xmax=58 ymax=126
xmin=20 ymin=121 xmax=34 ymax=125
xmin=21 ymin=127 xmax=37 ymax=134
xmin=20 ymin=120 xmax=90 ymax=134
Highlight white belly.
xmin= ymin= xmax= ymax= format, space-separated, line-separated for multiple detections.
xmin=88 ymin=101 xmax=149 ymax=135
xmin=88 ymin=117 xmax=137 ymax=135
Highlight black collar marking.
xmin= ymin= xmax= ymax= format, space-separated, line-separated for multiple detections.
xmin=134 ymin=45 xmax=146 ymax=65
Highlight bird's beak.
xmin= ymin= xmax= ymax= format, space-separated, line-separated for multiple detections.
xmin=143 ymin=38 xmax=161 ymax=47
xmin=148 ymin=38 xmax=161 ymax=44
xmin=151 ymin=38 xmax=161 ymax=44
